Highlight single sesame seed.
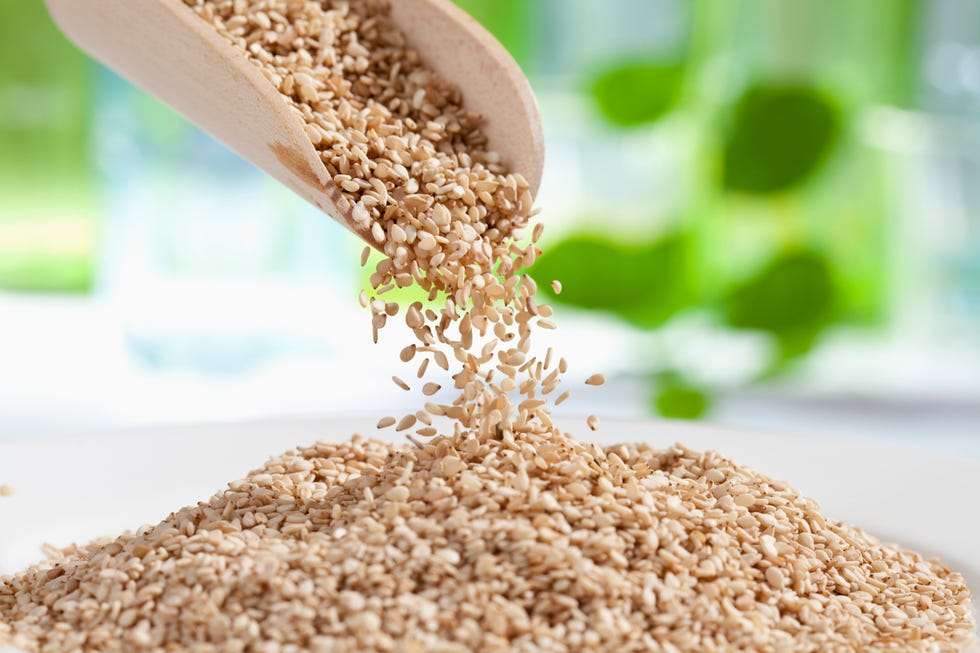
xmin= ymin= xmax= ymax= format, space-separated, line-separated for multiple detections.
xmin=385 ymin=486 xmax=410 ymax=502
xmin=395 ymin=415 xmax=417 ymax=431
xmin=392 ymin=376 xmax=410 ymax=391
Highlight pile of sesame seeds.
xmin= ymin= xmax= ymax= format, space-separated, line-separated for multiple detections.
xmin=1 ymin=0 xmax=975 ymax=650
xmin=1 ymin=435 xmax=974 ymax=651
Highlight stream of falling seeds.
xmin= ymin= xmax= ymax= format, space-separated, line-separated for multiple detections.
xmin=182 ymin=0 xmax=602 ymax=440
xmin=182 ymin=0 xmax=599 ymax=440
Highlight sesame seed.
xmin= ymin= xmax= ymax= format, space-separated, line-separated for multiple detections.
xmin=395 ymin=415 xmax=417 ymax=431
xmin=392 ymin=376 xmax=410 ymax=391
xmin=385 ymin=486 xmax=410 ymax=502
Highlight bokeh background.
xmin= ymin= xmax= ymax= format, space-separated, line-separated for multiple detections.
xmin=1 ymin=0 xmax=978 ymax=456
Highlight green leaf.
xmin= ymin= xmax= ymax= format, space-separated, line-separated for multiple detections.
xmin=653 ymin=376 xmax=710 ymax=420
xmin=590 ymin=61 xmax=685 ymax=128
xmin=531 ymin=232 xmax=693 ymax=329
xmin=722 ymin=84 xmax=842 ymax=194
xmin=722 ymin=250 xmax=836 ymax=358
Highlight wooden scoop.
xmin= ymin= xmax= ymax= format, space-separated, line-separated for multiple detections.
xmin=45 ymin=0 xmax=545 ymax=246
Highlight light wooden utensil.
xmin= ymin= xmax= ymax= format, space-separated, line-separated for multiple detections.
xmin=45 ymin=0 xmax=545 ymax=247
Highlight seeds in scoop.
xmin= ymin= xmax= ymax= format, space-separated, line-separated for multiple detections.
xmin=585 ymin=373 xmax=606 ymax=386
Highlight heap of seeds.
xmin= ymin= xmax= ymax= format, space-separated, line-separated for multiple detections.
xmin=2 ymin=0 xmax=974 ymax=650
xmin=1 ymin=434 xmax=974 ymax=651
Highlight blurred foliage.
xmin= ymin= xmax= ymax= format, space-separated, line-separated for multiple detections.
xmin=542 ymin=68 xmax=852 ymax=416
xmin=0 ymin=0 xmax=95 ymax=294
xmin=0 ymin=256 xmax=93 ymax=294
xmin=723 ymin=249 xmax=837 ymax=362
xmin=722 ymin=84 xmax=842 ymax=194
xmin=653 ymin=374 xmax=710 ymax=420
xmin=531 ymin=232 xmax=693 ymax=329
xmin=723 ymin=249 xmax=836 ymax=335
xmin=451 ymin=0 xmax=533 ymax=69
xmin=590 ymin=61 xmax=685 ymax=128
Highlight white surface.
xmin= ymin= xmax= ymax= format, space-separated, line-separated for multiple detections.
xmin=1 ymin=417 xmax=978 ymax=646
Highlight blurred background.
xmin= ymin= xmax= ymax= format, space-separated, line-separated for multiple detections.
xmin=1 ymin=0 xmax=978 ymax=456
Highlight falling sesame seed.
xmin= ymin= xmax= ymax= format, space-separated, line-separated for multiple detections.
xmin=376 ymin=417 xmax=396 ymax=429
xmin=392 ymin=376 xmax=410 ymax=391
xmin=587 ymin=414 xmax=600 ymax=431
xmin=532 ymin=223 xmax=545 ymax=243
xmin=585 ymin=374 xmax=606 ymax=386
xmin=395 ymin=415 xmax=417 ymax=431
xmin=433 ymin=351 xmax=449 ymax=371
